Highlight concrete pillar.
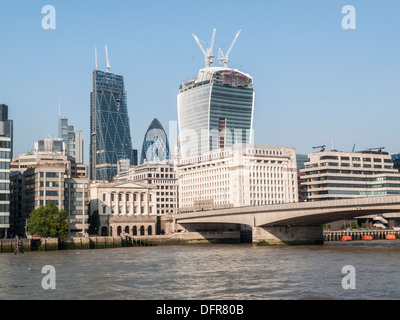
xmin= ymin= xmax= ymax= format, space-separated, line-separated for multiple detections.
xmin=252 ymin=225 xmax=324 ymax=245
xmin=122 ymin=192 xmax=127 ymax=215
xmin=129 ymin=192 xmax=134 ymax=215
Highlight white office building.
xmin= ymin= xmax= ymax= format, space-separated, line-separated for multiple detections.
xmin=176 ymin=144 xmax=298 ymax=212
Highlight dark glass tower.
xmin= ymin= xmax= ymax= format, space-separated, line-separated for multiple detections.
xmin=90 ymin=70 xmax=136 ymax=181
xmin=140 ymin=118 xmax=170 ymax=164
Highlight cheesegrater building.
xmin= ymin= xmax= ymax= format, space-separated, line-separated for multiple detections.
xmin=90 ymin=66 xmax=137 ymax=181
xmin=177 ymin=29 xmax=254 ymax=160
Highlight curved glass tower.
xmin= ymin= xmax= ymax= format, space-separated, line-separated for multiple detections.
xmin=140 ymin=118 xmax=170 ymax=164
xmin=177 ymin=67 xmax=254 ymax=159
xmin=90 ymin=69 xmax=136 ymax=181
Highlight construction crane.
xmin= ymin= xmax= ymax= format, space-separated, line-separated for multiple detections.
xmin=218 ymin=29 xmax=242 ymax=68
xmin=313 ymin=145 xmax=326 ymax=152
xmin=192 ymin=28 xmax=216 ymax=68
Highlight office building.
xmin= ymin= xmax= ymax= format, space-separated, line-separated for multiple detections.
xmin=9 ymin=137 xmax=89 ymax=237
xmin=117 ymin=160 xmax=178 ymax=215
xmin=140 ymin=118 xmax=170 ymax=164
xmin=0 ymin=104 xmax=12 ymax=238
xmin=392 ymin=153 xmax=400 ymax=173
xmin=177 ymin=29 xmax=254 ymax=160
xmin=176 ymin=144 xmax=298 ymax=212
xmin=58 ymin=113 xmax=84 ymax=164
xmin=0 ymin=136 xmax=11 ymax=238
xmin=90 ymin=67 xmax=137 ymax=181
xmin=300 ymin=149 xmax=400 ymax=201
xmin=35 ymin=135 xmax=65 ymax=155
xmin=296 ymin=154 xmax=309 ymax=202
xmin=0 ymin=104 xmax=13 ymax=160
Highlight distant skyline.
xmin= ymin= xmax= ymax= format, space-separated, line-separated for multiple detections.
xmin=1 ymin=0 xmax=400 ymax=164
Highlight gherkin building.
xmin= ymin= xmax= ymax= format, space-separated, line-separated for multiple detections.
xmin=90 ymin=69 xmax=136 ymax=181
xmin=140 ymin=118 xmax=170 ymax=164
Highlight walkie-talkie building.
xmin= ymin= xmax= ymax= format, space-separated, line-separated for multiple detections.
xmin=177 ymin=29 xmax=254 ymax=160
xmin=90 ymin=69 xmax=136 ymax=181
xmin=140 ymin=118 xmax=170 ymax=164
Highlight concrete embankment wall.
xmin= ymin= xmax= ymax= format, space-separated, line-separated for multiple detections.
xmin=324 ymin=230 xmax=400 ymax=241
xmin=0 ymin=231 xmax=241 ymax=253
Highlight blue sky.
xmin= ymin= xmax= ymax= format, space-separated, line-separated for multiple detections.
xmin=1 ymin=0 xmax=400 ymax=163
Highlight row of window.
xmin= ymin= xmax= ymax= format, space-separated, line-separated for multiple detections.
xmin=103 ymin=206 xmax=153 ymax=214
xmin=308 ymin=190 xmax=400 ymax=196
xmin=304 ymin=175 xmax=400 ymax=183
xmin=105 ymin=193 xmax=153 ymax=202
xmin=305 ymin=183 xmax=400 ymax=189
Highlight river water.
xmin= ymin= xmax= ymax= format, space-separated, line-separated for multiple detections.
xmin=1 ymin=241 xmax=400 ymax=300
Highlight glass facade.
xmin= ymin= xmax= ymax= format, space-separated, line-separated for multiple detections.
xmin=140 ymin=118 xmax=170 ymax=164
xmin=90 ymin=70 xmax=136 ymax=181
xmin=178 ymin=68 xmax=254 ymax=159
xmin=392 ymin=154 xmax=400 ymax=172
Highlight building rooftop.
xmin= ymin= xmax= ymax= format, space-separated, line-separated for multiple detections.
xmin=180 ymin=67 xmax=253 ymax=92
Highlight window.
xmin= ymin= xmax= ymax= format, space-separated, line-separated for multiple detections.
xmin=46 ymin=172 xmax=58 ymax=178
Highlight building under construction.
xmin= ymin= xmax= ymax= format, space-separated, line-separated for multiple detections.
xmin=177 ymin=29 xmax=255 ymax=160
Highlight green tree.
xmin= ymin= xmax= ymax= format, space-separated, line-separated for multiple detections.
xmin=88 ymin=210 xmax=100 ymax=235
xmin=27 ymin=201 xmax=69 ymax=242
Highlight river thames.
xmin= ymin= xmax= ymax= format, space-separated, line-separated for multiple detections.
xmin=1 ymin=241 xmax=400 ymax=300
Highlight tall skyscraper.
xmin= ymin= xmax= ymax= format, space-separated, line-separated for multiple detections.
xmin=0 ymin=104 xmax=12 ymax=238
xmin=177 ymin=29 xmax=254 ymax=160
xmin=140 ymin=118 xmax=170 ymax=164
xmin=90 ymin=48 xmax=136 ymax=181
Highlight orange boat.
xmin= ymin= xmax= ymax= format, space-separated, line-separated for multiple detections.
xmin=386 ymin=234 xmax=396 ymax=240
xmin=342 ymin=236 xmax=352 ymax=241
xmin=362 ymin=235 xmax=372 ymax=241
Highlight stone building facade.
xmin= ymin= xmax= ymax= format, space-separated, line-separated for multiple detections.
xmin=176 ymin=143 xmax=298 ymax=212
xmin=89 ymin=181 xmax=165 ymax=237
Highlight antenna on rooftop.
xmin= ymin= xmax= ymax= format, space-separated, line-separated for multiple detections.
xmin=105 ymin=45 xmax=110 ymax=72
xmin=192 ymin=28 xmax=216 ymax=68
xmin=218 ymin=29 xmax=241 ymax=68
xmin=95 ymin=47 xmax=98 ymax=70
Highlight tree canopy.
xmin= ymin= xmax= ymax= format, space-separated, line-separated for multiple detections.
xmin=27 ymin=201 xmax=69 ymax=242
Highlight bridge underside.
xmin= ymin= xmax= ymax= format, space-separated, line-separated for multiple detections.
xmin=262 ymin=209 xmax=399 ymax=227
xmin=176 ymin=222 xmax=324 ymax=245
xmin=176 ymin=196 xmax=400 ymax=245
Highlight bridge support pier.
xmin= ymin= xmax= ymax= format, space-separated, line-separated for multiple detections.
xmin=253 ymin=225 xmax=324 ymax=245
